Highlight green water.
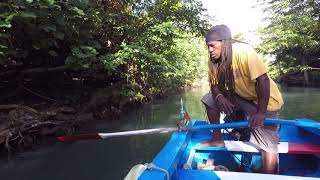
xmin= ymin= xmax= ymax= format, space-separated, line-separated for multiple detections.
xmin=0 ymin=86 xmax=319 ymax=180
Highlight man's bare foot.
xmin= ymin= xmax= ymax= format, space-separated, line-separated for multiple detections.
xmin=199 ymin=140 xmax=225 ymax=147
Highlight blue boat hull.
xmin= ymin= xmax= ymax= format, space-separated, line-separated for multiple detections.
xmin=138 ymin=119 xmax=320 ymax=179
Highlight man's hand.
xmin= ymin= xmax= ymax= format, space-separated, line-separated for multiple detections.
xmin=249 ymin=112 xmax=266 ymax=127
xmin=216 ymin=95 xmax=234 ymax=115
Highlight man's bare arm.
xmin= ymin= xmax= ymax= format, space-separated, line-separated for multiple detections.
xmin=257 ymin=73 xmax=270 ymax=113
xmin=249 ymin=73 xmax=270 ymax=127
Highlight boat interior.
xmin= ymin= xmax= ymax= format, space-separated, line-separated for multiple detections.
xmin=174 ymin=120 xmax=320 ymax=178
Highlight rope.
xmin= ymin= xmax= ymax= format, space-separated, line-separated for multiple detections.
xmin=197 ymin=164 xmax=230 ymax=171
xmin=215 ymin=165 xmax=229 ymax=171
xmin=145 ymin=163 xmax=170 ymax=180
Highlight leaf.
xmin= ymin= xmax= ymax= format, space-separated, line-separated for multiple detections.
xmin=82 ymin=63 xmax=90 ymax=68
xmin=32 ymin=43 xmax=41 ymax=50
xmin=48 ymin=50 xmax=58 ymax=57
xmin=70 ymin=0 xmax=89 ymax=9
xmin=44 ymin=0 xmax=55 ymax=5
xmin=53 ymin=32 xmax=64 ymax=40
xmin=42 ymin=24 xmax=56 ymax=32
xmin=71 ymin=7 xmax=85 ymax=16
xmin=0 ymin=44 xmax=8 ymax=49
xmin=65 ymin=56 xmax=75 ymax=65
xmin=19 ymin=12 xmax=37 ymax=18
xmin=53 ymin=41 xmax=60 ymax=48
xmin=0 ymin=21 xmax=11 ymax=28
xmin=55 ymin=15 xmax=65 ymax=25
xmin=71 ymin=46 xmax=97 ymax=59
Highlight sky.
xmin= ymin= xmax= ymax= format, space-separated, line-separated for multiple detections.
xmin=201 ymin=0 xmax=267 ymax=46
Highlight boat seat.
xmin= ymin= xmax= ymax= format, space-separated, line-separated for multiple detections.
xmin=193 ymin=141 xmax=320 ymax=154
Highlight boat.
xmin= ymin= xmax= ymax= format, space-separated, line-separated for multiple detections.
xmin=126 ymin=118 xmax=320 ymax=180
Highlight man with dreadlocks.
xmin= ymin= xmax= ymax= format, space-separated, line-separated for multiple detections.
xmin=201 ymin=25 xmax=284 ymax=174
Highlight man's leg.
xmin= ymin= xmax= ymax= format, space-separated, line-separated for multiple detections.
xmin=261 ymin=151 xmax=278 ymax=174
xmin=234 ymin=96 xmax=280 ymax=174
xmin=200 ymin=104 xmax=225 ymax=147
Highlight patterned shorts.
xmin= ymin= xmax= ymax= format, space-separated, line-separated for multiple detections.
xmin=201 ymin=93 xmax=280 ymax=153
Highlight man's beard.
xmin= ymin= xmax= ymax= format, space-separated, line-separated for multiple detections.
xmin=210 ymin=56 xmax=220 ymax=64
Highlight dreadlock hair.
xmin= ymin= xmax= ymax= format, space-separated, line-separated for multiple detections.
xmin=208 ymin=39 xmax=235 ymax=102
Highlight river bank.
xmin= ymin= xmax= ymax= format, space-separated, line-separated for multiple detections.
xmin=0 ymin=81 xmax=188 ymax=156
xmin=276 ymin=69 xmax=320 ymax=87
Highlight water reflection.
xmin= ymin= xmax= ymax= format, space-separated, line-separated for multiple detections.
xmin=280 ymin=87 xmax=320 ymax=120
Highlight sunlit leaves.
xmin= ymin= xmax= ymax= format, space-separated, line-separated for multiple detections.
xmin=19 ymin=11 xmax=37 ymax=18
xmin=71 ymin=7 xmax=85 ymax=16
xmin=258 ymin=0 xmax=320 ymax=77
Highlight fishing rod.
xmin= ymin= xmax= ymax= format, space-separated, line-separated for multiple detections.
xmin=57 ymin=118 xmax=320 ymax=142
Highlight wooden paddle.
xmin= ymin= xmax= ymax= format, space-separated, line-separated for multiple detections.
xmin=57 ymin=118 xmax=320 ymax=142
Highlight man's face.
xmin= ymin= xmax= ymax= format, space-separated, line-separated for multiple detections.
xmin=207 ymin=41 xmax=222 ymax=61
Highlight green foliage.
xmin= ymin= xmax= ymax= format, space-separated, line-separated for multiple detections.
xmin=0 ymin=0 xmax=100 ymax=66
xmin=0 ymin=0 xmax=210 ymax=101
xmin=258 ymin=0 xmax=320 ymax=79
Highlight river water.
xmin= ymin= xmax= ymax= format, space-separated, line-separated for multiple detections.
xmin=0 ymin=86 xmax=319 ymax=180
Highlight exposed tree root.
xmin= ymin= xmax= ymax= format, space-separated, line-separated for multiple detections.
xmin=0 ymin=104 xmax=93 ymax=153
xmin=0 ymin=81 xmax=135 ymax=155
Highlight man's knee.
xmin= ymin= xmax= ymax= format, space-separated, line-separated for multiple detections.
xmin=201 ymin=93 xmax=219 ymax=112
xmin=204 ymin=103 xmax=219 ymax=114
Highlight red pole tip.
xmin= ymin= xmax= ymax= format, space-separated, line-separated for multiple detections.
xmin=184 ymin=112 xmax=190 ymax=120
xmin=57 ymin=133 xmax=101 ymax=142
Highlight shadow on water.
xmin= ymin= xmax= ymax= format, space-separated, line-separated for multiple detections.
xmin=0 ymin=86 xmax=319 ymax=180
